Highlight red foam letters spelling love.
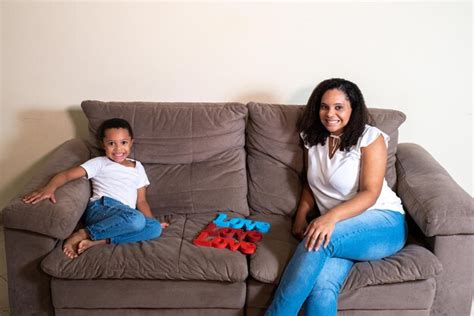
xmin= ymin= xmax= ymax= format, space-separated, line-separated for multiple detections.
xmin=193 ymin=223 xmax=263 ymax=254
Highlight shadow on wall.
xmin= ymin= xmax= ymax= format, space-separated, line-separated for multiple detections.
xmin=234 ymin=91 xmax=281 ymax=104
xmin=233 ymin=86 xmax=313 ymax=105
xmin=0 ymin=106 xmax=89 ymax=210
xmin=0 ymin=91 xmax=315 ymax=211
xmin=287 ymin=86 xmax=313 ymax=105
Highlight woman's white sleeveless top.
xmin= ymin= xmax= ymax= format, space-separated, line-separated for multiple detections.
xmin=303 ymin=125 xmax=404 ymax=215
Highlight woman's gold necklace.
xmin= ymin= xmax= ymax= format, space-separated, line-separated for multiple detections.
xmin=329 ymin=134 xmax=343 ymax=158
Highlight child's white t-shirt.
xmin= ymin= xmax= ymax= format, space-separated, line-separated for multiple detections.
xmin=303 ymin=125 xmax=404 ymax=215
xmin=80 ymin=157 xmax=150 ymax=209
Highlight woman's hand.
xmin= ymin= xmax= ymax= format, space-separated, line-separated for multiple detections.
xmin=292 ymin=217 xmax=308 ymax=240
xmin=23 ymin=186 xmax=57 ymax=204
xmin=304 ymin=214 xmax=337 ymax=251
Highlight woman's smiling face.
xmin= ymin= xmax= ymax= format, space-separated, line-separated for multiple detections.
xmin=319 ymin=89 xmax=352 ymax=136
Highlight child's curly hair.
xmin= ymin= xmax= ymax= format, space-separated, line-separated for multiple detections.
xmin=97 ymin=118 xmax=134 ymax=141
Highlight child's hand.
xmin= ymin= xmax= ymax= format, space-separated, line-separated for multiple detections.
xmin=23 ymin=186 xmax=57 ymax=204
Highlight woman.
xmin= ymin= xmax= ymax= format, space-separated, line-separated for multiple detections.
xmin=266 ymin=78 xmax=407 ymax=315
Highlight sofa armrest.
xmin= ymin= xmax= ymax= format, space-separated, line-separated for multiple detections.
xmin=2 ymin=139 xmax=91 ymax=240
xmin=396 ymin=143 xmax=473 ymax=237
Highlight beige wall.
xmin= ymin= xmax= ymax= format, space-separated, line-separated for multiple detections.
xmin=1 ymin=1 xmax=472 ymax=209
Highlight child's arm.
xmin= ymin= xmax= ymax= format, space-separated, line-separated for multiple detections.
xmin=136 ymin=186 xmax=153 ymax=218
xmin=23 ymin=166 xmax=87 ymax=204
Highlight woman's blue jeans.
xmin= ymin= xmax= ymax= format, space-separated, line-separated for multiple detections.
xmin=266 ymin=209 xmax=407 ymax=316
xmin=83 ymin=196 xmax=162 ymax=245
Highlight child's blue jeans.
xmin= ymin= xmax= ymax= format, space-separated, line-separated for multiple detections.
xmin=83 ymin=196 xmax=162 ymax=244
xmin=266 ymin=209 xmax=407 ymax=316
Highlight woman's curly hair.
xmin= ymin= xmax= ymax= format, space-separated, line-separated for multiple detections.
xmin=298 ymin=78 xmax=370 ymax=151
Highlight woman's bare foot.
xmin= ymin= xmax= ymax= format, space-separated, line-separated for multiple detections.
xmin=161 ymin=222 xmax=170 ymax=229
xmin=63 ymin=229 xmax=89 ymax=259
xmin=77 ymin=239 xmax=107 ymax=255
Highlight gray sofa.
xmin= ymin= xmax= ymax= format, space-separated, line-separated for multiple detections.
xmin=2 ymin=101 xmax=473 ymax=316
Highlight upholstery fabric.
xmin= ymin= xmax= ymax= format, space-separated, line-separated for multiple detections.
xmin=55 ymin=309 xmax=244 ymax=316
xmin=246 ymin=308 xmax=429 ymax=316
xmin=41 ymin=212 xmax=248 ymax=282
xmin=4 ymin=228 xmax=56 ymax=316
xmin=396 ymin=143 xmax=474 ymax=236
xmin=247 ymin=214 xmax=298 ymax=283
xmin=367 ymin=108 xmax=406 ymax=188
xmin=246 ymin=103 xmax=406 ymax=217
xmin=246 ymin=102 xmax=305 ymax=216
xmin=429 ymin=235 xmax=474 ymax=316
xmin=337 ymin=311 xmax=430 ymax=316
xmin=246 ymin=278 xmax=436 ymax=310
xmin=248 ymin=214 xmax=442 ymax=291
xmin=81 ymin=101 xmax=249 ymax=216
xmin=51 ymin=279 xmax=246 ymax=309
xmin=2 ymin=139 xmax=91 ymax=240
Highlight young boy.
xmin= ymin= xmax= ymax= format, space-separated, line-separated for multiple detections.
xmin=23 ymin=118 xmax=168 ymax=258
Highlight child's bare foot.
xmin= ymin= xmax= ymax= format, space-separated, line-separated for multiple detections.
xmin=63 ymin=229 xmax=88 ymax=259
xmin=161 ymin=222 xmax=170 ymax=229
xmin=77 ymin=239 xmax=107 ymax=255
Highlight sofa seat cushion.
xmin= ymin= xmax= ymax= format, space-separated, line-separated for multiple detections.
xmin=246 ymin=277 xmax=436 ymax=311
xmin=248 ymin=214 xmax=443 ymax=291
xmin=51 ymin=279 xmax=246 ymax=309
xmin=41 ymin=212 xmax=248 ymax=282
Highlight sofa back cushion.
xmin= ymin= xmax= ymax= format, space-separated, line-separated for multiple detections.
xmin=81 ymin=101 xmax=249 ymax=216
xmin=367 ymin=108 xmax=406 ymax=188
xmin=246 ymin=102 xmax=305 ymax=216
xmin=246 ymin=102 xmax=406 ymax=217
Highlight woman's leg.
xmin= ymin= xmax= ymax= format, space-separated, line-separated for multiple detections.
xmin=304 ymin=257 xmax=353 ymax=316
xmin=266 ymin=210 xmax=406 ymax=316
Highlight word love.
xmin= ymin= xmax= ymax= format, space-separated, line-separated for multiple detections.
xmin=193 ymin=223 xmax=263 ymax=255
xmin=213 ymin=213 xmax=271 ymax=233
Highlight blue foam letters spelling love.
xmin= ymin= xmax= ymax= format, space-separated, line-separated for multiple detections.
xmin=213 ymin=213 xmax=271 ymax=233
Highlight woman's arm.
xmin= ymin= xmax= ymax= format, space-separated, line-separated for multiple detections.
xmin=136 ymin=186 xmax=154 ymax=218
xmin=23 ymin=166 xmax=87 ymax=204
xmin=305 ymin=135 xmax=387 ymax=251
xmin=293 ymin=182 xmax=316 ymax=239
xmin=293 ymin=148 xmax=316 ymax=239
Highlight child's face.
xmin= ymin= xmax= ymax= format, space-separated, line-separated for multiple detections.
xmin=101 ymin=128 xmax=133 ymax=165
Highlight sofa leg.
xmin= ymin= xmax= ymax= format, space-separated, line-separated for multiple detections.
xmin=5 ymin=228 xmax=56 ymax=316
xmin=430 ymin=235 xmax=474 ymax=316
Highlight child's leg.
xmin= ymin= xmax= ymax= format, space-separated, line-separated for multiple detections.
xmin=63 ymin=198 xmax=106 ymax=258
xmin=76 ymin=218 xmax=165 ymax=254
xmin=63 ymin=197 xmax=146 ymax=258
xmin=109 ymin=217 xmax=163 ymax=245
xmin=84 ymin=197 xmax=147 ymax=242
xmin=63 ymin=228 xmax=89 ymax=258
